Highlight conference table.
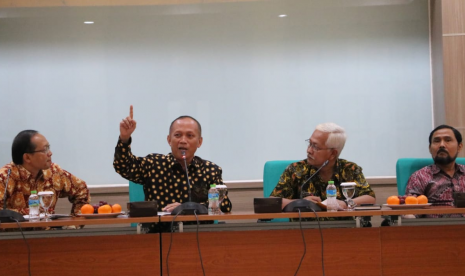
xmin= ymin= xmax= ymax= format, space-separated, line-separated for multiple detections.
xmin=2 ymin=207 xmax=465 ymax=276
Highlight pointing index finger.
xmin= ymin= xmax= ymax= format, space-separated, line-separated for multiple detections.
xmin=130 ymin=105 xmax=133 ymax=119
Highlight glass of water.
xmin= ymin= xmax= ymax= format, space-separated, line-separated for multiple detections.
xmin=341 ymin=182 xmax=356 ymax=211
xmin=38 ymin=191 xmax=54 ymax=221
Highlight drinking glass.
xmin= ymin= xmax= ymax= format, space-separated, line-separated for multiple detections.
xmin=216 ymin=185 xmax=227 ymax=212
xmin=38 ymin=191 xmax=54 ymax=221
xmin=341 ymin=182 xmax=356 ymax=211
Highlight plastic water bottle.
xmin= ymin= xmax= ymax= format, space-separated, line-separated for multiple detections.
xmin=326 ymin=181 xmax=338 ymax=212
xmin=28 ymin=190 xmax=40 ymax=222
xmin=208 ymin=184 xmax=219 ymax=215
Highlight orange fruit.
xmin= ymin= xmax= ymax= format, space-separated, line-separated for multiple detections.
xmin=405 ymin=196 xmax=419 ymax=205
xmin=80 ymin=204 xmax=94 ymax=214
xmin=417 ymin=195 xmax=428 ymax=204
xmin=387 ymin=196 xmax=400 ymax=205
xmin=111 ymin=203 xmax=122 ymax=213
xmin=98 ymin=204 xmax=112 ymax=214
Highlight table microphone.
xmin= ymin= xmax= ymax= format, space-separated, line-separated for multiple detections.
xmin=171 ymin=150 xmax=208 ymax=215
xmin=0 ymin=168 xmax=26 ymax=223
xmin=300 ymin=160 xmax=329 ymax=199
xmin=283 ymin=160 xmax=329 ymax=213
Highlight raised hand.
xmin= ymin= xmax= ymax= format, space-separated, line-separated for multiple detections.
xmin=120 ymin=105 xmax=137 ymax=143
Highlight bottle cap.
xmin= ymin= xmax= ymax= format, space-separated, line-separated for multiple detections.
xmin=31 ymin=190 xmax=37 ymax=194
xmin=210 ymin=184 xmax=216 ymax=188
xmin=328 ymin=181 xmax=334 ymax=184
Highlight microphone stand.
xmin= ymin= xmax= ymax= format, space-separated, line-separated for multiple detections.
xmin=171 ymin=151 xmax=208 ymax=215
xmin=283 ymin=160 xmax=329 ymax=213
xmin=0 ymin=168 xmax=26 ymax=223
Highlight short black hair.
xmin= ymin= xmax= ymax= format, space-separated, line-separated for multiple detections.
xmin=12 ymin=130 xmax=39 ymax=165
xmin=169 ymin=116 xmax=202 ymax=136
xmin=429 ymin=125 xmax=462 ymax=145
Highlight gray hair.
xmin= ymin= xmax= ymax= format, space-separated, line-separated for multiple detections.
xmin=315 ymin=123 xmax=347 ymax=157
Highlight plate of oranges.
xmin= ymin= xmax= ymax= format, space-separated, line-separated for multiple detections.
xmin=383 ymin=195 xmax=432 ymax=209
xmin=78 ymin=202 xmax=123 ymax=218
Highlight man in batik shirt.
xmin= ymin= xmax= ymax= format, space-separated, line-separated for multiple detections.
xmin=0 ymin=130 xmax=90 ymax=216
xmin=406 ymin=125 xmax=464 ymax=218
xmin=113 ymin=105 xmax=232 ymax=213
xmin=271 ymin=123 xmax=375 ymax=211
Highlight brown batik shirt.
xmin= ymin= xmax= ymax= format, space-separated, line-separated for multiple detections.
xmin=0 ymin=162 xmax=90 ymax=216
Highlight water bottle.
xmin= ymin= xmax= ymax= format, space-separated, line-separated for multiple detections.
xmin=29 ymin=190 xmax=40 ymax=222
xmin=208 ymin=184 xmax=219 ymax=215
xmin=326 ymin=181 xmax=338 ymax=212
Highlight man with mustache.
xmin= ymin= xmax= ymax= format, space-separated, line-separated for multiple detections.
xmin=270 ymin=122 xmax=375 ymax=211
xmin=113 ymin=105 xmax=232 ymax=215
xmin=406 ymin=125 xmax=464 ymax=211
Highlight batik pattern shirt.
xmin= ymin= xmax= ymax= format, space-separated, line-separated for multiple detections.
xmin=0 ymin=162 xmax=90 ymax=216
xmin=271 ymin=159 xmax=375 ymax=200
xmin=113 ymin=138 xmax=232 ymax=212
xmin=406 ymin=163 xmax=465 ymax=218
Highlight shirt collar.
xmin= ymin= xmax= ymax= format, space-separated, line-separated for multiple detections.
xmin=431 ymin=163 xmax=465 ymax=175
xmin=12 ymin=162 xmax=45 ymax=181
xmin=167 ymin=153 xmax=200 ymax=169
xmin=307 ymin=159 xmax=340 ymax=177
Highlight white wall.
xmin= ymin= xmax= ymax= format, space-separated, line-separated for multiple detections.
xmin=0 ymin=0 xmax=432 ymax=184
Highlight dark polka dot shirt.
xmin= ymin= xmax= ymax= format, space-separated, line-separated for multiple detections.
xmin=113 ymin=138 xmax=232 ymax=212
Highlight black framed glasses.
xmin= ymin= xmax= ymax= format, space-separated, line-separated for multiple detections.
xmin=305 ymin=139 xmax=334 ymax=152
xmin=29 ymin=145 xmax=51 ymax=154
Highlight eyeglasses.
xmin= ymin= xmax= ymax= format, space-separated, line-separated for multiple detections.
xmin=29 ymin=145 xmax=51 ymax=154
xmin=305 ymin=139 xmax=334 ymax=152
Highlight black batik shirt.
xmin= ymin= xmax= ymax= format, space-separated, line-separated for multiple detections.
xmin=113 ymin=138 xmax=232 ymax=212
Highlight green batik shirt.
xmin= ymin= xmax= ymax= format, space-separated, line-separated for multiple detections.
xmin=271 ymin=159 xmax=374 ymax=221
xmin=271 ymin=159 xmax=375 ymax=200
xmin=113 ymin=137 xmax=232 ymax=212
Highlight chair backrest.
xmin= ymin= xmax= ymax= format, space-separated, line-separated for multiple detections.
xmin=395 ymin=157 xmax=465 ymax=195
xmin=263 ymin=160 xmax=299 ymax=197
xmin=129 ymin=181 xmax=145 ymax=202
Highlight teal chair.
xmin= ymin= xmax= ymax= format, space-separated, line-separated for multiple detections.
xmin=263 ymin=160 xmax=299 ymax=222
xmin=395 ymin=158 xmax=465 ymax=195
xmin=263 ymin=160 xmax=300 ymax=197
xmin=129 ymin=181 xmax=145 ymax=227
xmin=129 ymin=181 xmax=145 ymax=202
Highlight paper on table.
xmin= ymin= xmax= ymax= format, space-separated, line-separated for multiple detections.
xmin=158 ymin=211 xmax=172 ymax=216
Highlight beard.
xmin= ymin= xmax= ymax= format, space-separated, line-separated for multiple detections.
xmin=434 ymin=150 xmax=458 ymax=165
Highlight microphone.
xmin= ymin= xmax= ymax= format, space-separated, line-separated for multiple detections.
xmin=181 ymin=151 xmax=193 ymax=202
xmin=0 ymin=168 xmax=26 ymax=223
xmin=283 ymin=160 xmax=330 ymax=213
xmin=300 ymin=160 xmax=329 ymax=199
xmin=171 ymin=150 xmax=208 ymax=215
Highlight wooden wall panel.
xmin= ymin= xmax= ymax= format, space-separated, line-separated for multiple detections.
xmin=381 ymin=225 xmax=465 ymax=276
xmin=443 ymin=37 xmax=465 ymax=124
xmin=442 ymin=0 xmax=465 ymax=34
xmin=161 ymin=228 xmax=381 ymax=276
xmin=442 ymin=0 xmax=465 ymax=157
xmin=1 ymin=234 xmax=161 ymax=276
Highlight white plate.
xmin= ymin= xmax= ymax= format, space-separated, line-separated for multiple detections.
xmin=383 ymin=203 xmax=432 ymax=209
xmin=77 ymin=212 xmax=124 ymax=219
